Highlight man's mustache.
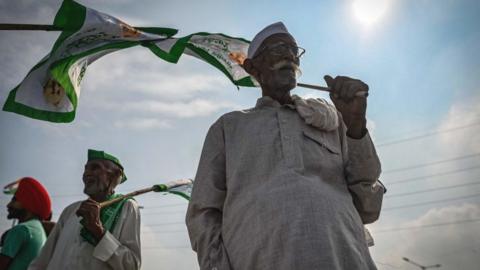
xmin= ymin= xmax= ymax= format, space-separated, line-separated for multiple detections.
xmin=270 ymin=60 xmax=302 ymax=78
xmin=270 ymin=60 xmax=299 ymax=71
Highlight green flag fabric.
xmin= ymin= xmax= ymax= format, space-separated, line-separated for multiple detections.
xmin=2 ymin=0 xmax=177 ymax=123
xmin=145 ymin=33 xmax=257 ymax=87
xmin=3 ymin=0 xmax=262 ymax=123
xmin=3 ymin=180 xmax=20 ymax=195
xmin=154 ymin=178 xmax=193 ymax=200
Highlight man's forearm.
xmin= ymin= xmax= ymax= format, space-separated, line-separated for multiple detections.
xmin=345 ymin=115 xmax=367 ymax=139
xmin=345 ymin=131 xmax=385 ymax=223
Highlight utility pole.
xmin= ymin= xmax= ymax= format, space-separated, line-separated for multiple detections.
xmin=402 ymin=257 xmax=441 ymax=270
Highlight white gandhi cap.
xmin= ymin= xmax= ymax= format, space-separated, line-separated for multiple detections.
xmin=247 ymin=22 xmax=296 ymax=59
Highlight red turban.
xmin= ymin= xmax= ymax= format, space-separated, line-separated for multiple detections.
xmin=15 ymin=177 xmax=52 ymax=220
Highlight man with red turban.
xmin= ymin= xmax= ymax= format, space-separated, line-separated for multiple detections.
xmin=0 ymin=177 xmax=52 ymax=270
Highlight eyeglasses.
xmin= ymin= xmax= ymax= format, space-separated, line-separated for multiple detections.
xmin=254 ymin=42 xmax=306 ymax=59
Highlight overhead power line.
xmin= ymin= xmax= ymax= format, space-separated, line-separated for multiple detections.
xmin=142 ymin=203 xmax=187 ymax=209
xmin=374 ymin=218 xmax=480 ymax=233
xmin=385 ymin=181 xmax=480 ymax=198
xmin=382 ymin=193 xmax=480 ymax=211
xmin=387 ymin=165 xmax=480 ymax=185
xmin=383 ymin=153 xmax=480 ymax=174
xmin=377 ymin=121 xmax=480 ymax=147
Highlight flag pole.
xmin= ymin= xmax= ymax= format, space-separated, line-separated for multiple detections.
xmin=297 ymin=82 xmax=368 ymax=97
xmin=0 ymin=23 xmax=170 ymax=42
xmin=98 ymin=178 xmax=193 ymax=208
xmin=99 ymin=186 xmax=156 ymax=208
xmin=0 ymin=24 xmax=61 ymax=31
xmin=297 ymin=82 xmax=330 ymax=92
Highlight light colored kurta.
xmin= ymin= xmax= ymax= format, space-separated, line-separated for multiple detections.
xmin=28 ymin=199 xmax=141 ymax=270
xmin=186 ymin=96 xmax=385 ymax=270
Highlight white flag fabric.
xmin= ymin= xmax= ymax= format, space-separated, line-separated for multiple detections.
xmin=3 ymin=179 xmax=20 ymax=195
xmin=3 ymin=0 xmax=177 ymax=122
xmin=145 ymin=33 xmax=257 ymax=87
xmin=154 ymin=178 xmax=193 ymax=200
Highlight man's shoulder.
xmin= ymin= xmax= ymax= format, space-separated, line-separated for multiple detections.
xmin=57 ymin=200 xmax=83 ymax=219
xmin=8 ymin=223 xmax=29 ymax=235
xmin=65 ymin=200 xmax=84 ymax=210
xmin=2 ymin=222 xmax=31 ymax=244
xmin=216 ymin=107 xmax=257 ymax=123
xmin=119 ymin=198 xmax=140 ymax=219
xmin=123 ymin=198 xmax=139 ymax=209
xmin=17 ymin=219 xmax=43 ymax=231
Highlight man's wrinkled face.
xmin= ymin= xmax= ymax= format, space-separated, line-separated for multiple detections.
xmin=7 ymin=196 xmax=26 ymax=220
xmin=252 ymin=34 xmax=301 ymax=96
xmin=83 ymin=160 xmax=117 ymax=196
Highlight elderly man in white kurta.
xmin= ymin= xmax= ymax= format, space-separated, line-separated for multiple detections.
xmin=29 ymin=149 xmax=141 ymax=270
xmin=186 ymin=22 xmax=385 ymax=270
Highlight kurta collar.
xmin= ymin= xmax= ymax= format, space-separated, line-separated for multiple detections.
xmin=255 ymin=96 xmax=295 ymax=109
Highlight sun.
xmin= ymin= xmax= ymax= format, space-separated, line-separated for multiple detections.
xmin=352 ymin=0 xmax=391 ymax=26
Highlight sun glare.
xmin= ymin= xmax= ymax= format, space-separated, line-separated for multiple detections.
xmin=352 ymin=0 xmax=391 ymax=26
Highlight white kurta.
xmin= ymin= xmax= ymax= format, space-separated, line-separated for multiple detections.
xmin=186 ymin=96 xmax=385 ymax=270
xmin=28 ymin=199 xmax=141 ymax=270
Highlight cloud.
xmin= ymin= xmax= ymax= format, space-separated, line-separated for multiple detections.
xmin=140 ymin=205 xmax=199 ymax=270
xmin=0 ymin=1 xmax=58 ymax=23
xmin=82 ymin=48 xmax=232 ymax=101
xmin=436 ymin=97 xmax=480 ymax=155
xmin=371 ymin=203 xmax=480 ymax=269
xmin=75 ymin=48 xmax=242 ymax=122
xmin=118 ymin=99 xmax=239 ymax=118
xmin=114 ymin=118 xmax=172 ymax=130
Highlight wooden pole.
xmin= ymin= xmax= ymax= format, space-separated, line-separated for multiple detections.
xmin=0 ymin=24 xmax=368 ymax=98
xmin=0 ymin=24 xmax=61 ymax=31
xmin=297 ymin=82 xmax=330 ymax=92
xmin=297 ymin=82 xmax=368 ymax=97
xmin=98 ymin=178 xmax=192 ymax=208
xmin=99 ymin=186 xmax=156 ymax=208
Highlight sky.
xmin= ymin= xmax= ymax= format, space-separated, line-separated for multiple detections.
xmin=1 ymin=0 xmax=479 ymax=269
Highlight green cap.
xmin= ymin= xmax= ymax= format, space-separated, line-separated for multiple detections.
xmin=87 ymin=149 xmax=127 ymax=183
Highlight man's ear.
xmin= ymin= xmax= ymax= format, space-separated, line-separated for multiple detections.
xmin=243 ymin=58 xmax=259 ymax=79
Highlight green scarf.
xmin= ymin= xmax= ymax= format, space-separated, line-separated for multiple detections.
xmin=80 ymin=194 xmax=129 ymax=245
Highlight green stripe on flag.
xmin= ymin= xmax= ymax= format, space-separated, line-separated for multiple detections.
xmin=50 ymin=40 xmax=141 ymax=111
xmin=52 ymin=0 xmax=87 ymax=52
xmin=143 ymin=36 xmax=191 ymax=63
xmin=168 ymin=190 xmax=191 ymax=200
xmin=3 ymin=86 xmax=76 ymax=123
xmin=137 ymin=27 xmax=178 ymax=37
xmin=3 ymin=0 xmax=178 ymax=123
xmin=145 ymin=32 xmax=257 ymax=87
xmin=186 ymin=44 xmax=254 ymax=87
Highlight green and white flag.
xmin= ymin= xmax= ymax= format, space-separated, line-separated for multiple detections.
xmin=154 ymin=178 xmax=193 ymax=200
xmin=145 ymin=33 xmax=257 ymax=87
xmin=3 ymin=0 xmax=177 ymax=123
xmin=3 ymin=179 xmax=20 ymax=195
